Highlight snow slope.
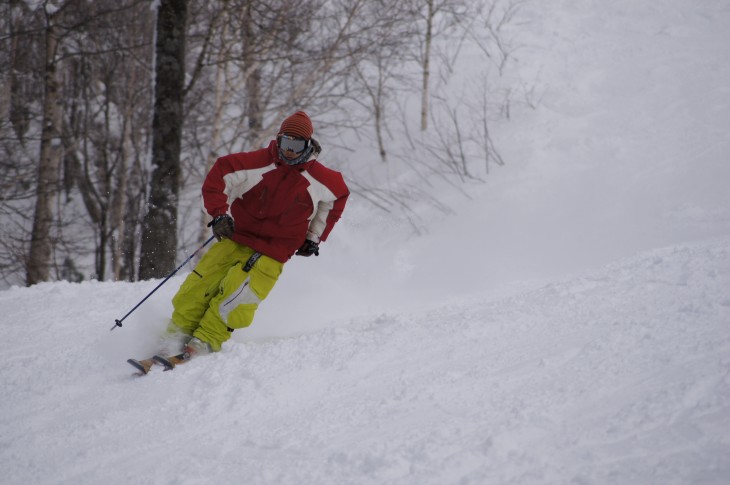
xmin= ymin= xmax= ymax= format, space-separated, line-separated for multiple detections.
xmin=1 ymin=238 xmax=729 ymax=484
xmin=2 ymin=0 xmax=730 ymax=484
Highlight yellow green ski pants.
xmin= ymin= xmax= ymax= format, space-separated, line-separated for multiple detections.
xmin=170 ymin=238 xmax=283 ymax=351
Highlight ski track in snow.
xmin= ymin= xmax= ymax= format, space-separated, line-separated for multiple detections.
xmin=1 ymin=238 xmax=729 ymax=484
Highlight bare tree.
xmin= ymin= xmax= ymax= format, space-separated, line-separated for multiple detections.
xmin=0 ymin=0 xmax=528 ymax=286
xmin=346 ymin=0 xmax=417 ymax=162
xmin=420 ymin=0 xmax=435 ymax=132
xmin=26 ymin=2 xmax=65 ymax=286
xmin=56 ymin=0 xmax=155 ymax=281
xmin=405 ymin=0 xmax=469 ymax=131
xmin=0 ymin=2 xmax=44 ymax=286
xmin=138 ymin=0 xmax=188 ymax=280
xmin=1 ymin=0 xmax=157 ymax=285
xmin=470 ymin=0 xmax=527 ymax=75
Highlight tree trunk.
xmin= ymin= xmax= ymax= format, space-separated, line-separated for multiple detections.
xmin=26 ymin=16 xmax=62 ymax=286
xmin=122 ymin=156 xmax=144 ymax=282
xmin=420 ymin=0 xmax=434 ymax=132
xmin=242 ymin=5 xmax=263 ymax=148
xmin=139 ymin=0 xmax=188 ymax=280
xmin=111 ymin=113 xmax=130 ymax=280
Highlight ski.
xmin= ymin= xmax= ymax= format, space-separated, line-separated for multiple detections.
xmin=152 ymin=352 xmax=190 ymax=371
xmin=127 ymin=352 xmax=188 ymax=375
xmin=127 ymin=357 xmax=157 ymax=375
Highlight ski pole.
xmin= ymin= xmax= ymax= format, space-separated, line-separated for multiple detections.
xmin=110 ymin=235 xmax=216 ymax=331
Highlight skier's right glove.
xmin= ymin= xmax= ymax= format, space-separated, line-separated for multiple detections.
xmin=296 ymin=239 xmax=319 ymax=257
xmin=208 ymin=214 xmax=234 ymax=241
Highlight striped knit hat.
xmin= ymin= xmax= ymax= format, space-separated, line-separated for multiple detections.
xmin=279 ymin=111 xmax=314 ymax=140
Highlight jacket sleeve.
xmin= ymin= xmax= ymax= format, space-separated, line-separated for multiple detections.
xmin=203 ymin=144 xmax=277 ymax=217
xmin=203 ymin=155 xmax=235 ymax=217
xmin=305 ymin=167 xmax=349 ymax=243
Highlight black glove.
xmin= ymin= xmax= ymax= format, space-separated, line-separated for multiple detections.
xmin=296 ymin=239 xmax=319 ymax=257
xmin=208 ymin=214 xmax=234 ymax=241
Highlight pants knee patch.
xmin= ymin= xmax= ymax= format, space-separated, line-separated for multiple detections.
xmin=219 ymin=276 xmax=261 ymax=324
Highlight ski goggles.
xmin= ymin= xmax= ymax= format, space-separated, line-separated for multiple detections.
xmin=278 ymin=134 xmax=309 ymax=154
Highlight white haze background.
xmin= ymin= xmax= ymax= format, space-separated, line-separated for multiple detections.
xmin=2 ymin=0 xmax=730 ymax=484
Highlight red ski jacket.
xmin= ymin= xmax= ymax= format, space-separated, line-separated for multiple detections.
xmin=202 ymin=140 xmax=349 ymax=262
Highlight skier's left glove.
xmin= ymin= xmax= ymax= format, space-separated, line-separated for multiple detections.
xmin=296 ymin=239 xmax=319 ymax=257
xmin=208 ymin=214 xmax=234 ymax=241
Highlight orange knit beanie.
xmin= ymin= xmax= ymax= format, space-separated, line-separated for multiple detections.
xmin=279 ymin=111 xmax=313 ymax=140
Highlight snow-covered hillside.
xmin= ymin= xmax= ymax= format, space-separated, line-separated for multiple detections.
xmin=2 ymin=238 xmax=729 ymax=484
xmin=2 ymin=0 xmax=729 ymax=484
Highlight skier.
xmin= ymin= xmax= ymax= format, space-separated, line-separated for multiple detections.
xmin=162 ymin=111 xmax=348 ymax=360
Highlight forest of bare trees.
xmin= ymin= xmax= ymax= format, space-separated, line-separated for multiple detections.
xmin=0 ymin=0 xmax=525 ymax=288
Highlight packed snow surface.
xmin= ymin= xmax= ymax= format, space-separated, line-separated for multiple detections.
xmin=2 ymin=0 xmax=730 ymax=484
